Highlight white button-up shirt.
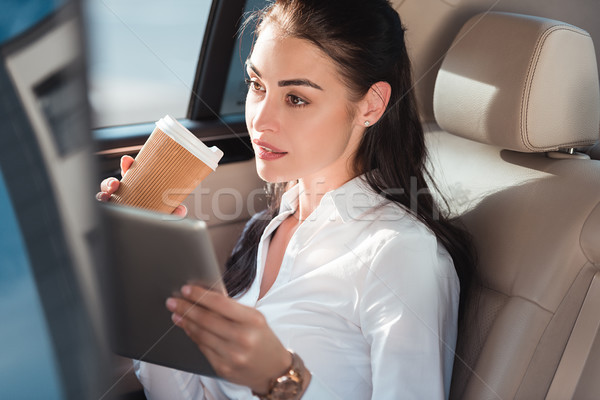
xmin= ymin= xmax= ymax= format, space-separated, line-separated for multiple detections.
xmin=135 ymin=176 xmax=460 ymax=399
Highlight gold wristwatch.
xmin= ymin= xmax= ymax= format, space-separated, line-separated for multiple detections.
xmin=253 ymin=351 xmax=306 ymax=400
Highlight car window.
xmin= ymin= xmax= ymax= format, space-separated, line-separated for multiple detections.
xmin=83 ymin=0 xmax=212 ymax=128
xmin=220 ymin=0 xmax=267 ymax=116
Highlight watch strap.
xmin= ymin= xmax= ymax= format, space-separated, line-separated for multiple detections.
xmin=252 ymin=350 xmax=306 ymax=400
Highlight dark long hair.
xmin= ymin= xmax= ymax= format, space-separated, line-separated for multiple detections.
xmin=224 ymin=0 xmax=474 ymax=306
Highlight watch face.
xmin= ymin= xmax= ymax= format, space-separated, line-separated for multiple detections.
xmin=271 ymin=376 xmax=301 ymax=399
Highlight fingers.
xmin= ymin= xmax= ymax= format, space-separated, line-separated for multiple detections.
xmin=96 ymin=191 xmax=111 ymax=202
xmin=172 ymin=204 xmax=187 ymax=217
xmin=180 ymin=285 xmax=251 ymax=323
xmin=167 ymin=285 xmax=290 ymax=391
xmin=167 ymin=298 xmax=232 ymax=342
xmin=100 ymin=177 xmax=120 ymax=194
xmin=97 ymin=177 xmax=120 ymax=202
xmin=98 ymin=155 xmax=184 ymax=215
xmin=96 ymin=155 xmax=133 ymax=203
xmin=120 ymin=155 xmax=134 ymax=175
xmin=171 ymin=313 xmax=232 ymax=375
xmin=196 ymin=346 xmax=234 ymax=379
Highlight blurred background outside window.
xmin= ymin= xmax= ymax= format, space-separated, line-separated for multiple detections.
xmin=83 ymin=0 xmax=212 ymax=127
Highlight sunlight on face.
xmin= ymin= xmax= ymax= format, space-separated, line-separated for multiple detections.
xmin=245 ymin=23 xmax=365 ymax=186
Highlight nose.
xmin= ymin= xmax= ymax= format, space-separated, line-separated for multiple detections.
xmin=248 ymin=93 xmax=279 ymax=134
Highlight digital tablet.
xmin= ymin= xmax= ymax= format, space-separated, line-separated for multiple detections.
xmin=98 ymin=203 xmax=226 ymax=377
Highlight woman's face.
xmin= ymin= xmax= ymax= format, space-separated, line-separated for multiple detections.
xmin=245 ymin=23 xmax=365 ymax=186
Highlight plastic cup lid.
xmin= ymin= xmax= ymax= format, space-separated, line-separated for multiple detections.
xmin=156 ymin=115 xmax=224 ymax=170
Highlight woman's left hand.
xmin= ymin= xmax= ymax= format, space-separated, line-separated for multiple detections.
xmin=166 ymin=285 xmax=291 ymax=394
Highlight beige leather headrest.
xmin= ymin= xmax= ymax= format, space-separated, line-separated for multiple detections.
xmin=433 ymin=12 xmax=600 ymax=152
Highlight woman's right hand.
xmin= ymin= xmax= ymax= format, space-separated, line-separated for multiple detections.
xmin=96 ymin=155 xmax=187 ymax=217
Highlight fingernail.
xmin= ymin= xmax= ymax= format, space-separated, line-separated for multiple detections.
xmin=182 ymin=285 xmax=191 ymax=296
xmin=96 ymin=193 xmax=103 ymax=201
xmin=166 ymin=298 xmax=176 ymax=311
xmin=108 ymin=179 xmax=117 ymax=189
xmin=171 ymin=313 xmax=182 ymax=324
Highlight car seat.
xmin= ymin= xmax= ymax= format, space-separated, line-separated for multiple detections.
xmin=427 ymin=11 xmax=600 ymax=399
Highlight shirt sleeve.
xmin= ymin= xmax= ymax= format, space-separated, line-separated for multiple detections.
xmin=358 ymin=231 xmax=460 ymax=400
xmin=300 ymin=373 xmax=344 ymax=399
xmin=134 ymin=360 xmax=206 ymax=400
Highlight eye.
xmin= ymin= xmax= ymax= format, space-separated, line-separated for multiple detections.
xmin=287 ymin=94 xmax=308 ymax=107
xmin=245 ymin=78 xmax=265 ymax=92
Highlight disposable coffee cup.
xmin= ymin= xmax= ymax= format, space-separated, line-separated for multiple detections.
xmin=110 ymin=115 xmax=224 ymax=214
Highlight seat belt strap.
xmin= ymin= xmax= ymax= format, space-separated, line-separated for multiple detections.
xmin=546 ymin=272 xmax=600 ymax=399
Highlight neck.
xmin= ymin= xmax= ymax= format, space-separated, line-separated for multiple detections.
xmin=292 ymin=140 xmax=361 ymax=221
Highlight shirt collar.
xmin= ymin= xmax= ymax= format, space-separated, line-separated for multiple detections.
xmin=279 ymin=175 xmax=388 ymax=223
xmin=279 ymin=183 xmax=300 ymax=215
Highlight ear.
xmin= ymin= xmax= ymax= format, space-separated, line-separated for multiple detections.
xmin=355 ymin=81 xmax=392 ymax=127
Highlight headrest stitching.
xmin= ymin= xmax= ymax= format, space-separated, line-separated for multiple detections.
xmin=521 ymin=26 xmax=594 ymax=151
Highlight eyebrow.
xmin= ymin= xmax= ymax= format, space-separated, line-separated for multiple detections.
xmin=246 ymin=61 xmax=324 ymax=91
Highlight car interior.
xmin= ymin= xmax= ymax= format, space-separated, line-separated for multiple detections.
xmin=1 ymin=0 xmax=599 ymax=399
xmin=429 ymin=10 xmax=600 ymax=400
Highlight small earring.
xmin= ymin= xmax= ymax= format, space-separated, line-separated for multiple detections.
xmin=364 ymin=121 xmax=370 ymax=127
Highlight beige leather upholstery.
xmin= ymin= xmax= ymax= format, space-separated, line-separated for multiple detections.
xmin=427 ymin=12 xmax=600 ymax=400
xmin=182 ymin=159 xmax=266 ymax=267
xmin=588 ymin=141 xmax=600 ymax=160
xmin=433 ymin=12 xmax=600 ymax=152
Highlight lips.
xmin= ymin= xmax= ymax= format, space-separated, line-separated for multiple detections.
xmin=253 ymin=139 xmax=287 ymax=161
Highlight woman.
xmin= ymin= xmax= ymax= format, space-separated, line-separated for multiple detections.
xmin=99 ymin=0 xmax=472 ymax=398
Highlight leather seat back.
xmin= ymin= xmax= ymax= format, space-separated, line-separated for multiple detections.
xmin=428 ymin=12 xmax=600 ymax=399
